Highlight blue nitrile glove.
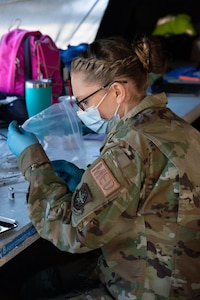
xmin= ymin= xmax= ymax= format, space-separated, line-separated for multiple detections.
xmin=7 ymin=120 xmax=39 ymax=156
xmin=51 ymin=160 xmax=84 ymax=192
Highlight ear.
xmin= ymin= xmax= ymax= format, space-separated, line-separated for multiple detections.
xmin=112 ymin=82 xmax=126 ymax=104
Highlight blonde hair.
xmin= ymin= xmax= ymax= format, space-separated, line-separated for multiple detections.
xmin=71 ymin=35 xmax=167 ymax=92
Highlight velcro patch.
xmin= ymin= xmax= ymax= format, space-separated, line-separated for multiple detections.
xmin=72 ymin=183 xmax=92 ymax=215
xmin=90 ymin=159 xmax=120 ymax=197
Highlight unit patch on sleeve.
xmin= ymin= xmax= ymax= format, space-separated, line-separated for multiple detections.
xmin=90 ymin=159 xmax=120 ymax=197
xmin=72 ymin=183 xmax=92 ymax=215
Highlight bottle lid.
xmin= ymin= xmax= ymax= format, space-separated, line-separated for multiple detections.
xmin=25 ymin=79 xmax=52 ymax=88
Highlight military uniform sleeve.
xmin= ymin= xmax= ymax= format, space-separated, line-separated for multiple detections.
xmin=70 ymin=142 xmax=144 ymax=249
xmin=18 ymin=144 xmax=92 ymax=253
xmin=18 ymin=142 xmax=144 ymax=253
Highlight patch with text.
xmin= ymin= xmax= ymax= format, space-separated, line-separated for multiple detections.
xmin=90 ymin=159 xmax=120 ymax=197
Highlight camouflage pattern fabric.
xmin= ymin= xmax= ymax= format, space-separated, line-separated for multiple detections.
xmin=18 ymin=92 xmax=200 ymax=299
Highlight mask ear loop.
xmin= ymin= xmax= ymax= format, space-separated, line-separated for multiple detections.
xmin=96 ymin=86 xmax=120 ymax=117
xmin=114 ymin=103 xmax=120 ymax=116
xmin=96 ymin=91 xmax=109 ymax=109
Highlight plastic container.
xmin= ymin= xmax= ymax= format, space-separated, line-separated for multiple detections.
xmin=58 ymin=95 xmax=78 ymax=111
xmin=22 ymin=101 xmax=84 ymax=165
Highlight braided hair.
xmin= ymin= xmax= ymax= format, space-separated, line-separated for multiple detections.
xmin=71 ymin=35 xmax=167 ymax=92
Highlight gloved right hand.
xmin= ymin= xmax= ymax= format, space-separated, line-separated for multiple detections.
xmin=51 ymin=160 xmax=84 ymax=192
xmin=7 ymin=120 xmax=39 ymax=157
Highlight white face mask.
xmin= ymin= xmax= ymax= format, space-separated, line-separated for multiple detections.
xmin=77 ymin=92 xmax=120 ymax=134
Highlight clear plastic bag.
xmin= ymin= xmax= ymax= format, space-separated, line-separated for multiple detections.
xmin=22 ymin=101 xmax=84 ymax=165
xmin=0 ymin=137 xmax=18 ymax=170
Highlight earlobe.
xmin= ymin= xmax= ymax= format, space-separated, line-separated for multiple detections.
xmin=116 ymin=97 xmax=121 ymax=104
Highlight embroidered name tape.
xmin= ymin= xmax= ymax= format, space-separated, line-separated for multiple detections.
xmin=90 ymin=159 xmax=120 ymax=197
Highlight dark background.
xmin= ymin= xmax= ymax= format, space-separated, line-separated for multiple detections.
xmin=95 ymin=0 xmax=200 ymax=63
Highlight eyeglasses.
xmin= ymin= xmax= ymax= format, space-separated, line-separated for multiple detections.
xmin=75 ymin=80 xmax=127 ymax=111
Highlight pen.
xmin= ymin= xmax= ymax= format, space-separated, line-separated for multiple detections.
xmin=178 ymin=75 xmax=200 ymax=82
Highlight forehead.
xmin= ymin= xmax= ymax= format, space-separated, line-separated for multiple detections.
xmin=71 ymin=71 xmax=100 ymax=99
xmin=71 ymin=71 xmax=86 ymax=88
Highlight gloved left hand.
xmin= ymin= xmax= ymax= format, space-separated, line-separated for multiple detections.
xmin=51 ymin=160 xmax=84 ymax=192
xmin=7 ymin=120 xmax=39 ymax=156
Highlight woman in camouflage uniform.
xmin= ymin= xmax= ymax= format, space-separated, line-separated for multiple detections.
xmin=8 ymin=35 xmax=200 ymax=299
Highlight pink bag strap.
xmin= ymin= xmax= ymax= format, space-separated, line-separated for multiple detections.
xmin=36 ymin=41 xmax=48 ymax=79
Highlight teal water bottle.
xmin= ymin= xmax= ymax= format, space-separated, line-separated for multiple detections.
xmin=25 ymin=79 xmax=52 ymax=117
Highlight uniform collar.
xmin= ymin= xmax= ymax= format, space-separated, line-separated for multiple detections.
xmin=123 ymin=92 xmax=168 ymax=121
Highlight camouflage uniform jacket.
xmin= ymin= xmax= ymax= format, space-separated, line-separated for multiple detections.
xmin=18 ymin=92 xmax=200 ymax=299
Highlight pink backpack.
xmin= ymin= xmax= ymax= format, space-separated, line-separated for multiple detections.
xmin=0 ymin=28 xmax=63 ymax=102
